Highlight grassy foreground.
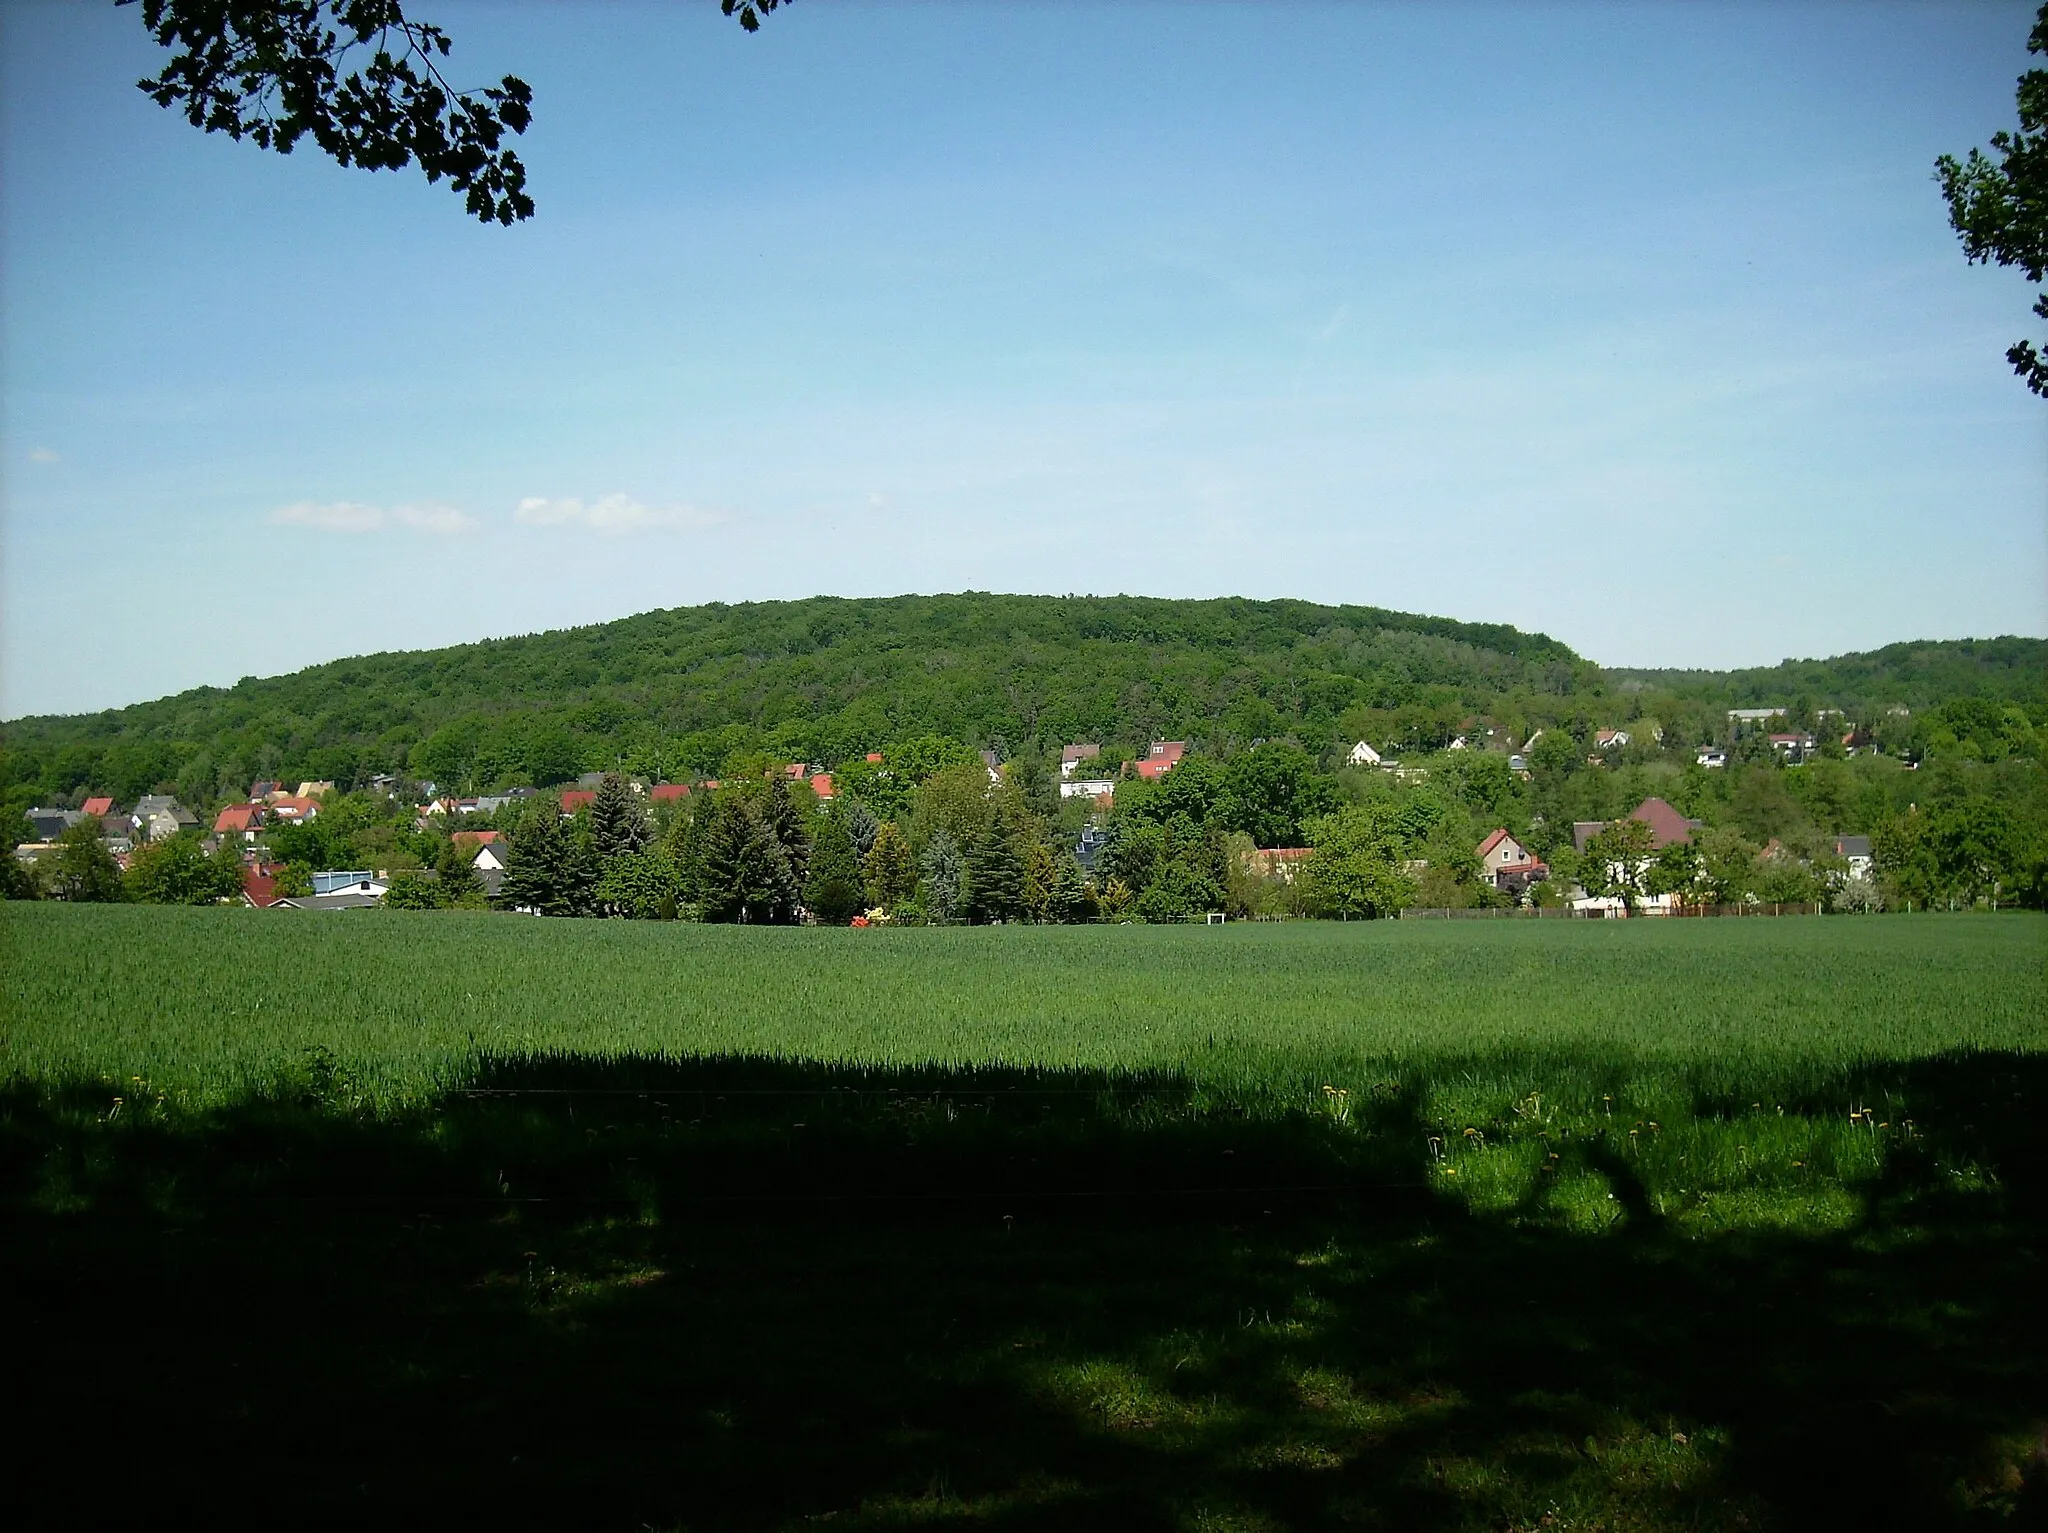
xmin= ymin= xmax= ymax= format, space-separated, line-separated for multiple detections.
xmin=4 ymin=907 xmax=2046 ymax=1530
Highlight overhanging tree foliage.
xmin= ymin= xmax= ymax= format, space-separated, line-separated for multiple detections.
xmin=1938 ymin=2 xmax=2048 ymax=396
xmin=120 ymin=0 xmax=789 ymax=222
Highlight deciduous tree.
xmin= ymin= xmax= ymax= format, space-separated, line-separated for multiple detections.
xmin=1938 ymin=3 xmax=2048 ymax=396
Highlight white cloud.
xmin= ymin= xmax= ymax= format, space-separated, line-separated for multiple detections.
xmin=515 ymin=494 xmax=722 ymax=535
xmin=29 ymin=447 xmax=59 ymax=463
xmin=392 ymin=502 xmax=478 ymax=535
xmin=268 ymin=500 xmax=477 ymax=535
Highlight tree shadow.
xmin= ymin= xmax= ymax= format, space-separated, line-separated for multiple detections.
xmin=4 ymin=1050 xmax=2045 ymax=1530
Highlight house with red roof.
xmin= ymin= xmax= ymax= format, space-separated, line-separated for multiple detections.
xmin=1475 ymin=829 xmax=1548 ymax=894
xmin=1130 ymin=741 xmax=1188 ymax=781
xmin=82 ymin=796 xmax=115 ymax=818
xmin=1569 ymin=798 xmax=1702 ymax=915
xmin=558 ymin=790 xmax=596 ymax=815
xmin=241 ymin=863 xmax=284 ymax=908
xmin=1249 ymin=847 xmax=1312 ymax=883
xmin=266 ymin=796 xmax=321 ymax=823
xmin=648 ymin=783 xmax=692 ymax=804
xmin=809 ymin=772 xmax=835 ymax=800
xmin=214 ymin=803 xmax=265 ymax=840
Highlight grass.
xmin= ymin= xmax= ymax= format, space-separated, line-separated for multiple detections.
xmin=3 ymin=906 xmax=2046 ymax=1529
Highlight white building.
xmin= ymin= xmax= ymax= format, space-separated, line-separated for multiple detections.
xmin=1347 ymin=740 xmax=1382 ymax=767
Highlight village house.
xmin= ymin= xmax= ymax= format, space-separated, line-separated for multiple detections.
xmin=295 ymin=780 xmax=336 ymax=800
xmin=558 ymin=790 xmax=596 ymax=815
xmin=1570 ymin=797 xmax=1703 ymax=916
xmin=648 ymin=783 xmax=692 ymax=805
xmin=134 ymin=795 xmax=198 ymax=841
xmin=1060 ymin=776 xmax=1116 ymax=802
xmin=1832 ymin=834 xmax=1874 ymax=881
xmin=1594 ymin=728 xmax=1631 ymax=751
xmin=1060 ymin=743 xmax=1101 ymax=779
xmin=809 ymin=772 xmax=836 ymax=800
xmin=1129 ymin=741 xmax=1187 ymax=780
xmin=1474 ymin=828 xmax=1548 ymax=894
xmin=1769 ymin=732 xmax=1817 ymax=756
xmin=1696 ymin=748 xmax=1728 ymax=769
xmin=1346 ymin=740 xmax=1383 ymax=767
xmin=266 ymin=795 xmax=322 ymax=824
xmin=312 ymin=870 xmax=388 ymax=897
xmin=1249 ymin=847 xmax=1312 ymax=883
xmin=213 ymin=803 xmax=266 ymax=842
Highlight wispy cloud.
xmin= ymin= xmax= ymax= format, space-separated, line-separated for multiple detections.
xmin=515 ymin=494 xmax=723 ymax=535
xmin=29 ymin=446 xmax=59 ymax=463
xmin=268 ymin=500 xmax=478 ymax=535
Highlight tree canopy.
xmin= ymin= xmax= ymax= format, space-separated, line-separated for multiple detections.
xmin=1937 ymin=2 xmax=2048 ymax=396
xmin=120 ymin=0 xmax=789 ymax=222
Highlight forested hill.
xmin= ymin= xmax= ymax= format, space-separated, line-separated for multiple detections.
xmin=1 ymin=592 xmax=2039 ymax=809
xmin=6 ymin=594 xmax=1578 ymax=803
xmin=1605 ymin=636 xmax=2048 ymax=717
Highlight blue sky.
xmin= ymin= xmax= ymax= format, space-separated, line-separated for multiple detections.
xmin=4 ymin=1 xmax=2044 ymax=718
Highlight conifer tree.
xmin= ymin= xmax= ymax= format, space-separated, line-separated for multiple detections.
xmin=762 ymin=776 xmax=810 ymax=894
xmin=843 ymin=797 xmax=880 ymax=860
xmin=804 ymin=807 xmax=865 ymax=925
xmin=590 ymin=772 xmax=649 ymax=860
xmin=436 ymin=837 xmax=484 ymax=907
xmin=920 ymin=830 xmax=962 ymax=924
xmin=964 ymin=820 xmax=1025 ymax=923
xmin=699 ymin=791 xmax=801 ymax=924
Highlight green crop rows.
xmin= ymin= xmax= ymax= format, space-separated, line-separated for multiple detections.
xmin=5 ymin=905 xmax=2042 ymax=1102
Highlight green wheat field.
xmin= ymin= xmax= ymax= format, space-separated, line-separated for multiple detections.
xmin=4 ymin=906 xmax=2046 ymax=1530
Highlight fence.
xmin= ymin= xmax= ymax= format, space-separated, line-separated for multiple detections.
xmin=1401 ymin=902 xmax=1827 ymax=920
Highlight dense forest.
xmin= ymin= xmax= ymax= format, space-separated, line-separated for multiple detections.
xmin=5 ymin=594 xmax=2042 ymax=821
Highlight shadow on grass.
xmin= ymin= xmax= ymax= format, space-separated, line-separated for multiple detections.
xmin=4 ymin=1050 xmax=2045 ymax=1531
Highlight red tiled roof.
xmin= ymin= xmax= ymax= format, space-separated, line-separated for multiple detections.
xmin=242 ymin=865 xmax=281 ymax=908
xmin=559 ymin=790 xmax=595 ymax=813
xmin=1133 ymin=758 xmax=1176 ymax=779
xmin=864 ymin=752 xmax=884 ymax=763
xmin=1475 ymin=828 xmax=1512 ymax=860
xmin=267 ymin=796 xmax=320 ymax=819
xmin=82 ymin=796 xmax=114 ymax=817
xmin=214 ymin=804 xmax=262 ymax=832
xmin=809 ymin=772 xmax=835 ymax=799
xmin=1628 ymin=797 xmax=1695 ymax=848
xmin=452 ymin=829 xmax=501 ymax=850
xmin=648 ymin=784 xmax=691 ymax=802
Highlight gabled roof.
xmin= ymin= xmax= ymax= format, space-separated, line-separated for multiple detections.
xmin=82 ymin=796 xmax=115 ymax=817
xmin=648 ymin=783 xmax=691 ymax=802
xmin=809 ymin=772 xmax=835 ymax=799
xmin=559 ymin=790 xmax=596 ymax=813
xmin=1628 ymin=798 xmax=1696 ymax=848
xmin=242 ymin=866 xmax=281 ymax=908
xmin=267 ymin=796 xmax=320 ymax=820
xmin=214 ymin=804 xmax=263 ymax=832
xmin=1475 ymin=828 xmax=1516 ymax=861
xmin=1061 ymin=743 xmax=1101 ymax=764
xmin=452 ymin=829 xmax=501 ymax=850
